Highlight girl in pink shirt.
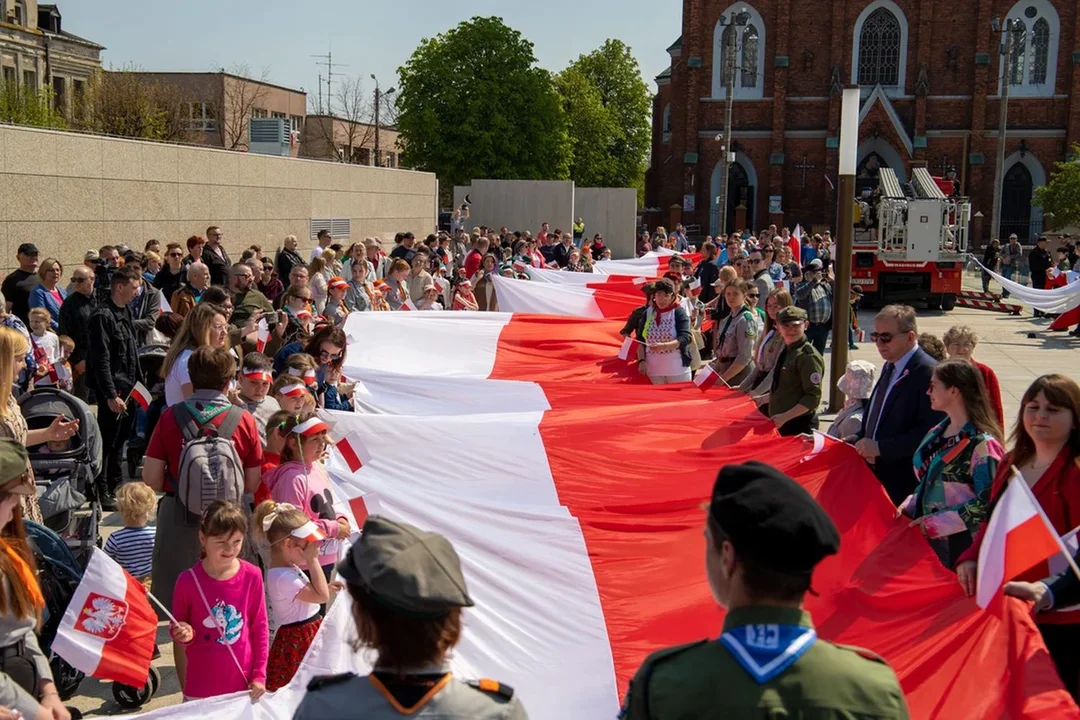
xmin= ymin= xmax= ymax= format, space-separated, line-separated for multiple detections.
xmin=169 ymin=501 xmax=269 ymax=702
xmin=264 ymin=413 xmax=351 ymax=582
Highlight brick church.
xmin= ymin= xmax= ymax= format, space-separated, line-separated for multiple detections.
xmin=645 ymin=0 xmax=1080 ymax=243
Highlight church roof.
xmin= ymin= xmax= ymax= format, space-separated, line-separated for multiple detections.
xmin=656 ymin=65 xmax=672 ymax=81
xmin=859 ymin=86 xmax=913 ymax=157
xmin=666 ymin=36 xmax=682 ymax=54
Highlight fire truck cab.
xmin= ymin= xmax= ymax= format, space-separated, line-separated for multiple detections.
xmin=851 ymin=167 xmax=970 ymax=311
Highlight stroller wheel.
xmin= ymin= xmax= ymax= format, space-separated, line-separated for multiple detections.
xmin=149 ymin=665 xmax=161 ymax=694
xmin=112 ymin=673 xmax=154 ymax=709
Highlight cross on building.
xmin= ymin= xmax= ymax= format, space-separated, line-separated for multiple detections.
xmin=794 ymin=154 xmax=816 ymax=192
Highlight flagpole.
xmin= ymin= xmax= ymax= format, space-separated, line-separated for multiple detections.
xmin=1013 ymin=466 xmax=1080 ymax=583
xmin=145 ymin=590 xmax=180 ymax=625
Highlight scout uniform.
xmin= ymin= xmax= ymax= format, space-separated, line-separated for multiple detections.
xmin=293 ymin=517 xmax=528 ymax=720
xmin=620 ymin=462 xmax=909 ymax=720
xmin=768 ymin=306 xmax=825 ymax=436
xmin=712 ymin=303 xmax=757 ymax=386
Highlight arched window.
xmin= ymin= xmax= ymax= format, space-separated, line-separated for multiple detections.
xmin=13 ymin=0 xmax=25 ymax=26
xmin=1003 ymin=1 xmax=1059 ymax=96
xmin=661 ymin=104 xmax=671 ymax=142
xmin=711 ymin=4 xmax=766 ymax=100
xmin=852 ymin=1 xmax=909 ymax=94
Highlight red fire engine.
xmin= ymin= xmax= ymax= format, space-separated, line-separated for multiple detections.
xmin=850 ymin=167 xmax=970 ymax=311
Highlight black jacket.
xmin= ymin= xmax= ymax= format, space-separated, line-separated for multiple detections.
xmin=87 ymin=299 xmax=142 ymax=401
xmin=153 ymin=266 xmax=185 ymax=305
xmin=552 ymin=243 xmax=572 ymax=268
xmin=696 ymin=261 xmax=720 ymax=305
xmin=857 ymin=347 xmax=946 ymax=504
xmin=275 ymin=248 xmax=305 ymax=287
xmin=204 ymin=244 xmax=232 ymax=287
xmin=1030 ymin=246 xmax=1052 ymax=278
xmin=58 ymin=291 xmax=97 ymax=366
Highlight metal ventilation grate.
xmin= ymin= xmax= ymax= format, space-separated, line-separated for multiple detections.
xmin=310 ymin=218 xmax=351 ymax=240
xmin=249 ymin=118 xmax=286 ymax=143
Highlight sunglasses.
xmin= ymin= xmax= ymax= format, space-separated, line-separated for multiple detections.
xmin=748 ymin=293 xmax=760 ymax=298
xmin=72 ymin=277 xmax=89 ymax=284
xmin=168 ymin=252 xmax=183 ymax=257
xmin=870 ymin=332 xmax=897 ymax=344
xmin=319 ymin=349 xmax=342 ymax=361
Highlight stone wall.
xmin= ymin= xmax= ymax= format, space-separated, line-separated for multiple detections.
xmin=0 ymin=124 xmax=436 ymax=271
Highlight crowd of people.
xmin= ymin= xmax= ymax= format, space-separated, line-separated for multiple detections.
xmin=0 ymin=214 xmax=1072 ymax=717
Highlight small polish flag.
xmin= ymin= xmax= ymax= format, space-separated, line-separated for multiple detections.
xmin=617 ymin=336 xmax=635 ymax=361
xmin=128 ymin=382 xmax=152 ymax=411
xmin=402 ymin=299 xmax=418 ymax=311
xmin=976 ymin=468 xmax=1070 ymax=609
xmin=513 ymin=260 xmax=527 ymax=273
xmin=858 ymin=329 xmax=866 ymax=343
xmin=632 ymin=276 xmax=649 ymax=287
xmin=688 ymin=278 xmax=702 ymax=297
xmin=280 ymin=383 xmax=307 ymax=398
xmin=701 ymin=317 xmax=715 ymax=333
xmin=290 ymin=520 xmax=327 ymax=544
xmin=296 ymin=310 xmax=314 ymax=323
xmin=292 ymin=417 xmax=330 ymax=436
xmin=432 ymin=277 xmax=446 ymax=293
xmin=348 ymin=492 xmax=382 ymax=530
xmin=52 ymin=550 xmax=158 ymax=688
xmin=336 ymin=431 xmax=372 ymax=473
xmin=693 ymin=365 xmax=720 ymax=392
xmin=256 ymin=318 xmax=270 ymax=353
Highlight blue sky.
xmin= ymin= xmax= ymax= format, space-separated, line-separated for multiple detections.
xmin=63 ymin=1 xmax=682 ymax=106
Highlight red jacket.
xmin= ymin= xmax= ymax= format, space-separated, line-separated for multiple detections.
xmin=972 ymin=359 xmax=1005 ymax=431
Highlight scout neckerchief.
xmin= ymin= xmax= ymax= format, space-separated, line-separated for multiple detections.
xmin=716 ymin=303 xmax=749 ymax=351
xmin=720 ymin=622 xmax=817 ymax=684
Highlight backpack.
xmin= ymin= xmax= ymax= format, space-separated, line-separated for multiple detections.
xmin=171 ymin=402 xmax=246 ymax=523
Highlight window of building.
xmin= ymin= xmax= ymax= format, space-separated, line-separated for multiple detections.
xmin=290 ymin=115 xmax=303 ymax=134
xmin=661 ymin=103 xmax=671 ymax=142
xmin=2 ymin=66 xmax=15 ymax=88
xmin=22 ymin=70 xmax=36 ymax=91
xmin=711 ymin=3 xmax=766 ymax=99
xmin=1001 ymin=2 xmax=1058 ymax=96
xmin=358 ymin=147 xmax=372 ymax=166
xmin=12 ymin=0 xmax=25 ymax=26
xmin=856 ymin=7 xmax=902 ymax=86
xmin=251 ymin=108 xmax=268 ymax=119
xmin=188 ymin=102 xmax=216 ymax=132
xmin=270 ymin=111 xmax=286 ymax=119
xmin=52 ymin=76 xmax=66 ymax=114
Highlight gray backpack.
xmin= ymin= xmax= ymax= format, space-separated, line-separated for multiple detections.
xmin=172 ymin=403 xmax=246 ymax=523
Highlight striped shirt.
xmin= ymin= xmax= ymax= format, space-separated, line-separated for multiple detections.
xmin=103 ymin=526 xmax=156 ymax=579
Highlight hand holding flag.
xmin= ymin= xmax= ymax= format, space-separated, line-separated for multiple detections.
xmin=256 ymin=318 xmax=270 ymax=353
xmin=127 ymin=382 xmax=152 ymax=411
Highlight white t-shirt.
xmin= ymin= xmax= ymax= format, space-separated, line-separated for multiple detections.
xmin=164 ymin=348 xmax=193 ymax=407
xmin=267 ymin=566 xmax=319 ymax=629
xmin=31 ymin=331 xmax=59 ymax=363
xmin=310 ymin=246 xmax=325 ymax=261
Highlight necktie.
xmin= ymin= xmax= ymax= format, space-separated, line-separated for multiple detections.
xmin=864 ymin=362 xmax=894 ymax=440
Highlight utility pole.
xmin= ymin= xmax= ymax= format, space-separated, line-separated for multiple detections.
xmin=717 ymin=10 xmax=748 ymax=237
xmin=990 ymin=18 xmax=1016 ymax=245
xmin=371 ymin=75 xmax=395 ymax=167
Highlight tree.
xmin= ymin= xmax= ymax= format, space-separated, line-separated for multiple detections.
xmin=1034 ymin=146 xmax=1080 ymax=230
xmin=306 ymin=75 xmax=376 ymax=164
xmin=0 ymin=82 xmax=65 ymax=129
xmin=77 ymin=67 xmax=191 ymax=142
xmin=214 ymin=63 xmax=271 ymax=151
xmin=560 ymin=39 xmax=651 ymax=196
xmin=396 ymin=16 xmax=570 ymax=187
xmin=554 ymin=68 xmax=617 ymax=188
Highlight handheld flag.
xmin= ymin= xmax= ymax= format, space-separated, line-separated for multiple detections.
xmin=976 ymin=468 xmax=1071 ymax=608
xmin=336 ymin=431 xmax=372 ymax=473
xmin=688 ymin=278 xmax=702 ymax=297
xmin=617 ymin=336 xmax=635 ymax=361
xmin=789 ymin=225 xmax=803 ymax=265
xmin=256 ymin=318 xmax=270 ymax=353
xmin=128 ymin=382 xmax=152 ymax=411
xmin=693 ymin=365 xmax=720 ymax=392
xmin=402 ymin=299 xmax=419 ymax=311
xmin=52 ymin=550 xmax=158 ymax=688
xmin=701 ymin=317 xmax=715 ymax=333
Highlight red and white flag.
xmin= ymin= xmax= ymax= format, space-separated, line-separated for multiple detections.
xmin=688 ymin=278 xmax=702 ymax=297
xmin=693 ymin=364 xmax=720 ymax=391
xmin=491 ymin=275 xmax=642 ymax=319
xmin=789 ymin=225 xmax=803 ymax=264
xmin=291 ymin=520 xmax=327 ymax=544
xmin=976 ymin=468 xmax=1067 ymax=609
xmin=617 ymin=336 xmax=636 ymax=361
xmin=335 ymin=431 xmax=372 ymax=473
xmin=128 ymin=381 xmax=152 ymax=411
xmin=256 ymin=318 xmax=270 ymax=353
xmin=51 ymin=550 xmax=157 ymax=688
xmin=402 ymin=299 xmax=418 ymax=311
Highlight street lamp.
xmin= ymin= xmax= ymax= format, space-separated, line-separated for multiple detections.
xmin=990 ymin=18 xmax=1026 ymax=244
xmin=716 ymin=7 xmax=751 ymax=236
xmin=371 ymin=74 xmax=396 ymax=167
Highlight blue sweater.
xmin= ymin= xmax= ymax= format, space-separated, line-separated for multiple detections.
xmin=29 ymin=285 xmax=66 ymax=330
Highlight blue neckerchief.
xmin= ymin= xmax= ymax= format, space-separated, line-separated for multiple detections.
xmin=720 ymin=623 xmax=817 ymax=684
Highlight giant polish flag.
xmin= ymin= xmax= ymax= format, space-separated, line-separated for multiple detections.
xmin=594 ymin=252 xmax=701 ymax=277
xmin=490 ymin=274 xmax=643 ymax=319
xmin=525 ymin=265 xmax=652 ymax=285
xmin=325 ymin=311 xmax=1077 ymax=720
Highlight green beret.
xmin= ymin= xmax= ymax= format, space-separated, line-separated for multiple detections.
xmin=337 ymin=516 xmax=474 ymax=617
xmin=777 ymin=306 xmax=808 ymax=324
xmin=0 ymin=439 xmax=29 ymax=492
xmin=709 ymin=462 xmax=840 ymax=575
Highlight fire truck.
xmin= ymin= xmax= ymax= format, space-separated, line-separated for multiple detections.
xmin=850 ymin=167 xmax=970 ymax=311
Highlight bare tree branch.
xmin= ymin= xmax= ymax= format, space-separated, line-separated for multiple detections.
xmin=214 ymin=63 xmax=272 ymax=151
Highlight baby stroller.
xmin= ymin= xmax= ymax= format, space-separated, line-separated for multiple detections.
xmin=127 ymin=343 xmax=168 ymax=479
xmin=27 ymin=521 xmax=161 ymax=713
xmin=19 ymin=387 xmax=102 ymax=567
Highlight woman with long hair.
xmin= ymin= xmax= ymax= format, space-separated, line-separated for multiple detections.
xmin=385 ymin=259 xmax=411 ymax=311
xmin=0 ymin=439 xmax=72 ymax=720
xmin=153 ymin=242 xmax=187 ymax=304
xmin=900 ymin=359 xmax=1005 ymax=568
xmin=303 ymin=326 xmax=351 ymax=411
xmin=28 ymin=258 xmax=65 ymax=331
xmin=954 ymin=374 xmax=1080 ymax=698
xmin=161 ymin=303 xmax=230 ymax=406
xmin=695 ymin=242 xmax=720 ymax=306
xmin=712 ymin=281 xmax=758 ymax=386
xmin=740 ymin=287 xmax=793 ymax=398
xmin=0 ymin=328 xmax=77 ymax=526
xmin=474 ymin=255 xmax=500 ymax=312
xmin=279 ymin=285 xmax=317 ymax=345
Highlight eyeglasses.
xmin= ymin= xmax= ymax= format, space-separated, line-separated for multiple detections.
xmin=319 ymin=349 xmax=342 ymax=361
xmin=870 ymin=332 xmax=896 ymax=344
xmin=211 ymin=323 xmax=228 ymax=332
xmin=168 ymin=252 xmax=183 ymax=257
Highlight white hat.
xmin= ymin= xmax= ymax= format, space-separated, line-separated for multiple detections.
xmin=837 ymin=360 xmax=876 ymax=400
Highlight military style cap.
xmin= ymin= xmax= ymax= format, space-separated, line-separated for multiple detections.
xmin=337 ymin=516 xmax=474 ymax=617
xmin=0 ymin=440 xmax=32 ymax=495
xmin=777 ymin=306 xmax=808 ymax=324
xmin=709 ymin=461 xmax=840 ymax=574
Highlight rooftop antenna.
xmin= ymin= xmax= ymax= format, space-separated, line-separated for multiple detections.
xmin=311 ymin=47 xmax=348 ymax=115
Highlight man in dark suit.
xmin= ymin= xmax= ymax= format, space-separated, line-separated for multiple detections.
xmin=850 ymin=305 xmax=945 ymax=505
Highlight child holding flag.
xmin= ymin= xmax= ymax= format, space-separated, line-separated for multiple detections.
xmin=170 ymin=500 xmax=268 ymax=702
xmin=252 ymin=499 xmax=340 ymax=690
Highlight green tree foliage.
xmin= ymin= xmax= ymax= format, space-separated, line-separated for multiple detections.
xmin=1034 ymin=146 xmax=1080 ymax=230
xmin=559 ymin=39 xmax=651 ymax=194
xmin=396 ymin=16 xmax=570 ymax=187
xmin=0 ymin=82 xmax=65 ymax=129
xmin=77 ymin=68 xmax=193 ymax=142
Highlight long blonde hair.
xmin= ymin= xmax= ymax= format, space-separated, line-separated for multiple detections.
xmin=0 ymin=328 xmax=27 ymax=419
xmin=162 ymin=303 xmax=229 ymax=378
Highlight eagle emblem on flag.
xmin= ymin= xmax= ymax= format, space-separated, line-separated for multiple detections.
xmin=75 ymin=593 xmax=129 ymax=640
